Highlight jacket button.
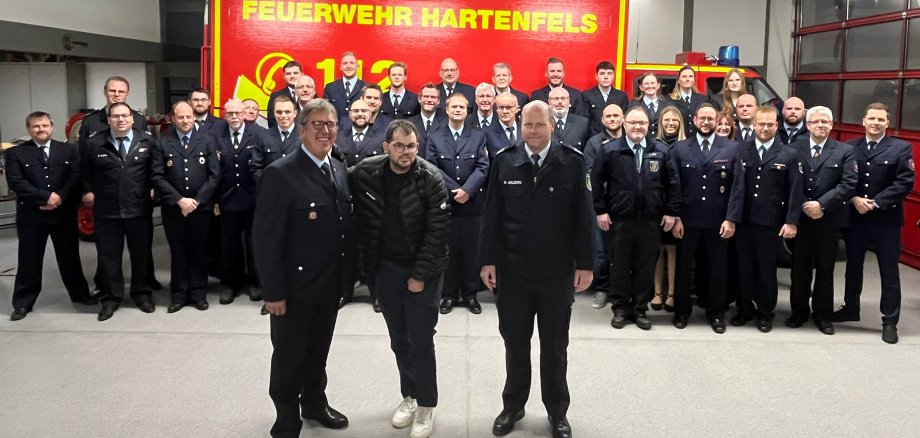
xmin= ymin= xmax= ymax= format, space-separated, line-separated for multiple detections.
xmin=298 ymin=266 xmax=303 ymax=271
xmin=701 ymin=197 xmax=706 ymax=200
xmin=703 ymin=175 xmax=707 ymax=179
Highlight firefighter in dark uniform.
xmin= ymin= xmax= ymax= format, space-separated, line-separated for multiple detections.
xmin=834 ymin=102 xmax=915 ymax=344
xmin=733 ymin=105 xmax=803 ymax=332
xmin=215 ymin=99 xmax=263 ymax=304
xmin=786 ymin=106 xmax=856 ymax=335
xmin=78 ymin=76 xmax=160 ymax=293
xmin=480 ymin=100 xmax=594 ymax=438
xmin=668 ymin=103 xmax=745 ymax=334
xmin=591 ymin=106 xmax=680 ymax=330
xmin=251 ymin=95 xmax=301 ymax=182
xmin=428 ymin=93 xmax=490 ymax=315
xmin=81 ymin=102 xmax=157 ymax=321
xmin=7 ymin=112 xmax=94 ymax=321
xmin=152 ymin=101 xmax=221 ymax=312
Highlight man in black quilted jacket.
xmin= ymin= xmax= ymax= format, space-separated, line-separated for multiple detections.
xmin=348 ymin=119 xmax=451 ymax=438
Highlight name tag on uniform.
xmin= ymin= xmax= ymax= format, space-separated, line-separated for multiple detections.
xmin=504 ymin=180 xmax=522 ymax=185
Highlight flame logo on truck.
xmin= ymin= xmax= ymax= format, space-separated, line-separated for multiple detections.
xmin=232 ymin=52 xmax=295 ymax=116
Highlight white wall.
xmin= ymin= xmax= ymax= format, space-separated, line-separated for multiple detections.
xmin=766 ymin=0 xmax=794 ymax=98
xmin=0 ymin=0 xmax=161 ymax=42
xmin=627 ymin=0 xmax=686 ymax=64
xmin=85 ymin=63 xmax=149 ymax=113
xmin=692 ymin=0 xmax=767 ymax=65
xmin=0 ymin=63 xmax=70 ymax=141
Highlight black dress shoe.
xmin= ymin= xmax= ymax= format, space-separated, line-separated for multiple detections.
xmin=784 ymin=315 xmax=807 ymax=328
xmin=634 ymin=311 xmax=652 ymax=331
xmin=611 ymin=309 xmax=628 ymax=329
xmin=492 ymin=409 xmax=524 ymax=436
xmin=439 ymin=298 xmax=455 ymax=314
xmin=756 ymin=317 xmax=773 ymax=333
xmin=372 ymin=299 xmax=382 ymax=313
xmin=730 ymin=312 xmax=753 ymax=326
xmin=672 ymin=315 xmax=689 ymax=329
xmin=219 ymin=288 xmax=235 ymax=305
xmin=814 ymin=318 xmax=834 ymax=335
xmin=10 ymin=308 xmax=29 ymax=321
xmin=710 ymin=317 xmax=727 ymax=334
xmin=882 ymin=323 xmax=898 ymax=344
xmin=167 ymin=303 xmax=185 ymax=313
xmin=468 ymin=297 xmax=482 ymax=314
xmin=98 ymin=304 xmax=118 ymax=321
xmin=548 ymin=415 xmax=572 ymax=438
xmin=248 ymin=287 xmax=262 ymax=301
xmin=136 ymin=299 xmax=155 ymax=314
xmin=831 ymin=306 xmax=860 ymax=322
xmin=301 ymin=404 xmax=349 ymax=429
xmin=194 ymin=300 xmax=209 ymax=311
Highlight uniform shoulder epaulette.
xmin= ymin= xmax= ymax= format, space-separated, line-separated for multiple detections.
xmin=559 ymin=144 xmax=583 ymax=156
xmin=495 ymin=144 xmax=517 ymax=156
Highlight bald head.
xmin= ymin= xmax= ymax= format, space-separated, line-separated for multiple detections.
xmin=736 ymin=94 xmax=757 ymax=123
xmin=224 ymin=98 xmax=245 ymax=130
xmin=783 ymin=96 xmax=805 ymax=125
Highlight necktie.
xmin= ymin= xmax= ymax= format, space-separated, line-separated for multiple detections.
xmin=647 ymin=102 xmax=656 ymax=114
xmin=812 ymin=145 xmax=822 ymax=159
xmin=685 ymin=96 xmax=691 ymax=104
xmin=531 ymin=153 xmax=541 ymax=175
xmin=290 ymin=88 xmax=296 ymax=99
xmin=634 ymin=145 xmax=643 ymax=171
xmin=556 ymin=119 xmax=564 ymax=131
xmin=868 ymin=140 xmax=878 ymax=151
xmin=507 ymin=127 xmax=515 ymax=142
xmin=425 ymin=119 xmax=431 ymax=131
xmin=281 ymin=130 xmax=289 ymax=142
xmin=481 ymin=119 xmax=489 ymax=128
xmin=232 ymin=131 xmax=240 ymax=148
xmin=758 ymin=145 xmax=766 ymax=160
xmin=194 ymin=120 xmax=201 ymax=131
xmin=701 ymin=139 xmax=710 ymax=155
xmin=39 ymin=145 xmax=48 ymax=161
xmin=354 ymin=132 xmax=364 ymax=143
xmin=453 ymin=131 xmax=460 ymax=141
xmin=344 ymin=81 xmax=351 ymax=96
xmin=742 ymin=127 xmax=751 ymax=141
xmin=787 ymin=127 xmax=797 ymax=141
xmin=393 ymin=95 xmax=401 ymax=108
xmin=320 ymin=162 xmax=336 ymax=187
xmin=446 ymin=85 xmax=454 ymax=95
xmin=181 ymin=135 xmax=189 ymax=150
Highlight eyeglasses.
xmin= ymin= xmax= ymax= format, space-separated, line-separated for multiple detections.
xmin=624 ymin=120 xmax=649 ymax=127
xmin=390 ymin=142 xmax=418 ymax=152
xmin=109 ymin=114 xmax=132 ymax=120
xmin=306 ymin=121 xmax=337 ymax=130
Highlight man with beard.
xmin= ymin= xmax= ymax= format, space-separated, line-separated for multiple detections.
xmin=380 ymin=62 xmax=420 ymax=120
xmin=437 ymin=58 xmax=476 ymax=113
xmin=483 ymin=92 xmax=522 ymax=157
xmin=530 ymin=57 xmax=587 ymax=117
xmin=466 ymin=83 xmax=497 ymax=129
xmin=491 ymin=62 xmax=529 ymax=109
xmin=251 ymin=95 xmax=301 ymax=182
xmin=408 ymin=83 xmax=448 ymax=155
xmin=189 ymin=88 xmax=228 ymax=138
xmin=337 ymin=100 xmax=386 ymax=167
xmin=267 ymin=60 xmax=302 ymax=129
xmin=359 ymin=84 xmax=392 ymax=132
xmin=583 ymin=103 xmax=624 ymax=308
xmin=582 ymin=60 xmax=628 ymax=136
xmin=428 ymin=94 xmax=489 ymax=315
xmin=777 ymin=96 xmax=809 ymax=145
xmin=323 ymin=52 xmax=365 ymax=118
xmin=668 ymin=103 xmax=744 ymax=334
xmin=548 ymin=87 xmax=590 ymax=151
xmin=294 ymin=75 xmax=317 ymax=112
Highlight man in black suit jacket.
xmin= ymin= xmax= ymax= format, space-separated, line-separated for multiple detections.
xmin=336 ymin=100 xmax=386 ymax=166
xmin=379 ymin=62 xmax=420 ymax=120
xmin=437 ymin=58 xmax=476 ymax=113
xmin=152 ymin=102 xmax=221 ymax=312
xmin=491 ymin=62 xmax=529 ymax=109
xmin=479 ymin=101 xmax=594 ymax=438
xmin=777 ymin=96 xmax=809 ymax=145
xmin=7 ymin=112 xmax=94 ymax=321
xmin=408 ymin=84 xmax=448 ymax=158
xmin=530 ymin=57 xmax=587 ymax=117
xmin=253 ymin=99 xmax=353 ymax=436
xmin=668 ymin=104 xmax=745 ymax=333
xmin=582 ymin=60 xmax=629 ymax=136
xmin=81 ymin=103 xmax=158 ymax=321
xmin=483 ymin=92 xmax=521 ymax=157
xmin=786 ymin=106 xmax=857 ymax=335
xmin=267 ymin=60 xmax=302 ymax=129
xmin=465 ymin=83 xmax=497 ymax=129
xmin=190 ymin=88 xmax=228 ymax=138
xmin=549 ymin=87 xmax=590 ymax=151
xmin=294 ymin=75 xmax=317 ymax=113
xmin=251 ymin=96 xmax=302 ymax=182
xmin=733 ymin=94 xmax=757 ymax=142
xmin=835 ymin=102 xmax=915 ymax=344
xmin=322 ymin=52 xmax=365 ymax=118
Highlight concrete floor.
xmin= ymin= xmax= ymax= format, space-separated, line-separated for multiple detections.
xmin=0 ymin=220 xmax=918 ymax=438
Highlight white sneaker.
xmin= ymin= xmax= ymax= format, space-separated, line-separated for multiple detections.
xmin=391 ymin=396 xmax=418 ymax=428
xmin=410 ymin=406 xmax=434 ymax=438
xmin=592 ymin=291 xmax=608 ymax=309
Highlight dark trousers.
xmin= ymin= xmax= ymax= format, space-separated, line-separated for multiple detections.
xmin=94 ymin=215 xmax=152 ymax=303
xmin=219 ymin=208 xmax=255 ymax=291
xmin=844 ymin=221 xmax=902 ymax=324
xmin=162 ymin=206 xmax=211 ymax=304
xmin=496 ymin=272 xmax=572 ymax=418
xmin=269 ymin=300 xmax=338 ymax=437
xmin=443 ymin=215 xmax=482 ymax=300
xmin=608 ymin=220 xmax=660 ymax=312
xmin=790 ymin=224 xmax=840 ymax=320
xmin=735 ymin=224 xmax=781 ymax=320
xmin=93 ymin=218 xmax=157 ymax=291
xmin=675 ymin=227 xmax=728 ymax=318
xmin=12 ymin=217 xmax=91 ymax=310
xmin=592 ymin=225 xmax=611 ymax=292
xmin=375 ymin=260 xmax=441 ymax=407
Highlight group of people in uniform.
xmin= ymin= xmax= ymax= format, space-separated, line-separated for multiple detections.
xmin=4 ymin=52 xmax=915 ymax=438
